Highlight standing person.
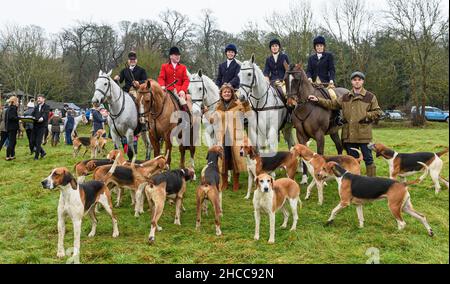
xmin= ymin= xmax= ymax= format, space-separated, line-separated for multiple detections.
xmin=209 ymin=84 xmax=252 ymax=192
xmin=263 ymin=39 xmax=290 ymax=98
xmin=91 ymin=105 xmax=106 ymax=136
xmin=216 ymin=44 xmax=241 ymax=90
xmin=32 ymin=94 xmax=50 ymax=160
xmin=23 ymin=101 xmax=35 ymax=154
xmin=5 ymin=96 xmax=19 ymax=161
xmin=0 ymin=99 xmax=8 ymax=152
xmin=65 ymin=110 xmax=75 ymax=145
xmin=50 ymin=109 xmax=63 ymax=147
xmin=114 ymin=51 xmax=148 ymax=99
xmin=158 ymin=47 xmax=191 ymax=113
xmin=308 ymin=72 xmax=382 ymax=177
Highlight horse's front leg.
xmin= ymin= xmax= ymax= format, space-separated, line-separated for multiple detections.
xmin=142 ymin=130 xmax=153 ymax=160
xmin=179 ymin=146 xmax=186 ymax=169
xmin=126 ymin=129 xmax=136 ymax=163
xmin=330 ymin=131 xmax=343 ymax=155
xmin=314 ymin=131 xmax=325 ymax=156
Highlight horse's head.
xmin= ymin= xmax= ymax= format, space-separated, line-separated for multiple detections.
xmin=238 ymin=54 xmax=258 ymax=102
xmin=137 ymin=80 xmax=153 ymax=124
xmin=80 ymin=112 xmax=88 ymax=125
xmin=92 ymin=70 xmax=113 ymax=105
xmin=284 ymin=63 xmax=306 ymax=107
xmin=189 ymin=70 xmax=206 ymax=103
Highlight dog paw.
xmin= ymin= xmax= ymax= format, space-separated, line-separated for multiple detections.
xmin=290 ymin=227 xmax=297 ymax=232
xmin=268 ymin=239 xmax=275 ymax=244
xmin=280 ymin=224 xmax=288 ymax=229
xmin=174 ymin=220 xmax=181 ymax=226
xmin=57 ymin=251 xmax=65 ymax=258
xmin=157 ymin=226 xmax=163 ymax=232
xmin=428 ymin=229 xmax=434 ymax=237
xmin=148 ymin=237 xmax=155 ymax=245
xmin=254 ymin=235 xmax=260 ymax=241
xmin=325 ymin=220 xmax=334 ymax=227
xmin=112 ymin=231 xmax=119 ymax=238
xmin=88 ymin=231 xmax=96 ymax=238
xmin=244 ymin=195 xmax=250 ymax=200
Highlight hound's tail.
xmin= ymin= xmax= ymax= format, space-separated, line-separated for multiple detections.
xmin=109 ymin=152 xmax=121 ymax=175
xmin=350 ymin=148 xmax=364 ymax=163
xmin=403 ymin=162 xmax=430 ymax=187
xmin=436 ymin=148 xmax=449 ymax=157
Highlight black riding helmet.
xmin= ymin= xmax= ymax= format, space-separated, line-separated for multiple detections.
xmin=225 ymin=44 xmax=238 ymax=54
xmin=269 ymin=39 xmax=281 ymax=49
xmin=313 ymin=36 xmax=326 ymax=47
xmin=169 ymin=46 xmax=181 ymax=56
xmin=128 ymin=51 xmax=137 ymax=60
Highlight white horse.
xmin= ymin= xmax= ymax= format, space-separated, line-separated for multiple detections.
xmin=189 ymin=70 xmax=221 ymax=147
xmin=239 ymin=55 xmax=295 ymax=152
xmin=91 ymin=70 xmax=149 ymax=162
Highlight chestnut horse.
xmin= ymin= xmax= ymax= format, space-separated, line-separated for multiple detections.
xmin=137 ymin=80 xmax=196 ymax=169
xmin=285 ymin=64 xmax=347 ymax=184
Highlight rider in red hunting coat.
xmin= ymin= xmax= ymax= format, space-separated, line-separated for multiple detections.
xmin=158 ymin=46 xmax=191 ymax=112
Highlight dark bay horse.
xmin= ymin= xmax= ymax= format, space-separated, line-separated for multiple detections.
xmin=285 ymin=64 xmax=347 ymax=184
xmin=137 ymin=80 xmax=196 ymax=169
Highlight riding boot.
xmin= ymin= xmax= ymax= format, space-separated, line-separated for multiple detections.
xmin=221 ymin=172 xmax=229 ymax=191
xmin=233 ymin=173 xmax=240 ymax=192
xmin=366 ymin=164 xmax=377 ymax=177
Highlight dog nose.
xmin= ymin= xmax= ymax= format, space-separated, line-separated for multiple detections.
xmin=264 ymin=187 xmax=269 ymax=193
xmin=41 ymin=180 xmax=47 ymax=188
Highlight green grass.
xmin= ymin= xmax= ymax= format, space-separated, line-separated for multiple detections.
xmin=0 ymin=122 xmax=448 ymax=264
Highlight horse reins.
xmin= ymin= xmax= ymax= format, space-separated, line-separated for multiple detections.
xmin=190 ymin=78 xmax=220 ymax=111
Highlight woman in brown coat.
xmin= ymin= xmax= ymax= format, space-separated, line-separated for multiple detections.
xmin=209 ymin=84 xmax=252 ymax=191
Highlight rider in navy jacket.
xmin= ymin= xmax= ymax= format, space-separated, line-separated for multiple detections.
xmin=263 ymin=39 xmax=290 ymax=82
xmin=216 ymin=44 xmax=241 ymax=90
xmin=306 ymin=36 xmax=336 ymax=84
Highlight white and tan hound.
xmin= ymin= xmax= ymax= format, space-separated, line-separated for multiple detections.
xmin=41 ymin=167 xmax=119 ymax=259
xmin=292 ymin=144 xmax=363 ymax=205
xmin=253 ymin=173 xmax=301 ymax=244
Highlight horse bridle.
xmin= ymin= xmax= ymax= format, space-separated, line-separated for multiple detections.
xmin=95 ymin=76 xmax=126 ymax=119
xmin=285 ymin=70 xmax=308 ymax=105
xmin=240 ymin=64 xmax=277 ymax=112
xmin=239 ymin=65 xmax=257 ymax=99
xmin=138 ymin=87 xmax=167 ymax=120
xmin=190 ymin=78 xmax=220 ymax=110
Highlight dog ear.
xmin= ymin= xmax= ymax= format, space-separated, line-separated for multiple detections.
xmin=62 ymin=170 xmax=75 ymax=188
xmin=270 ymin=177 xmax=274 ymax=189
xmin=146 ymin=80 xmax=151 ymax=90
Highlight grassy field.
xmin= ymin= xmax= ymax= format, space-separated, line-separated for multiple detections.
xmin=0 ymin=122 xmax=448 ymax=264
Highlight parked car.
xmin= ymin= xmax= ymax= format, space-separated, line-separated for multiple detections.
xmin=411 ymin=106 xmax=449 ymax=123
xmin=384 ymin=110 xmax=406 ymax=120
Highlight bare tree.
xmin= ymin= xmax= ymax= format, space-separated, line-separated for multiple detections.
xmin=159 ymin=9 xmax=193 ymax=52
xmin=265 ymin=0 xmax=315 ymax=63
xmin=323 ymin=0 xmax=375 ymax=76
xmin=386 ymin=0 xmax=449 ymax=125
xmin=59 ymin=22 xmax=98 ymax=97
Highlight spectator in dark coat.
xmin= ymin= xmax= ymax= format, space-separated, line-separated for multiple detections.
xmin=65 ymin=110 xmax=75 ymax=145
xmin=216 ymin=44 xmax=241 ymax=90
xmin=92 ymin=106 xmax=106 ymax=136
xmin=23 ymin=101 xmax=35 ymax=154
xmin=50 ymin=110 xmax=63 ymax=147
xmin=0 ymin=101 xmax=8 ymax=152
xmin=32 ymin=95 xmax=50 ymax=160
xmin=5 ymin=96 xmax=19 ymax=161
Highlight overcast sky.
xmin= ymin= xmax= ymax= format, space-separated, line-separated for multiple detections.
xmin=1 ymin=0 xmax=448 ymax=35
